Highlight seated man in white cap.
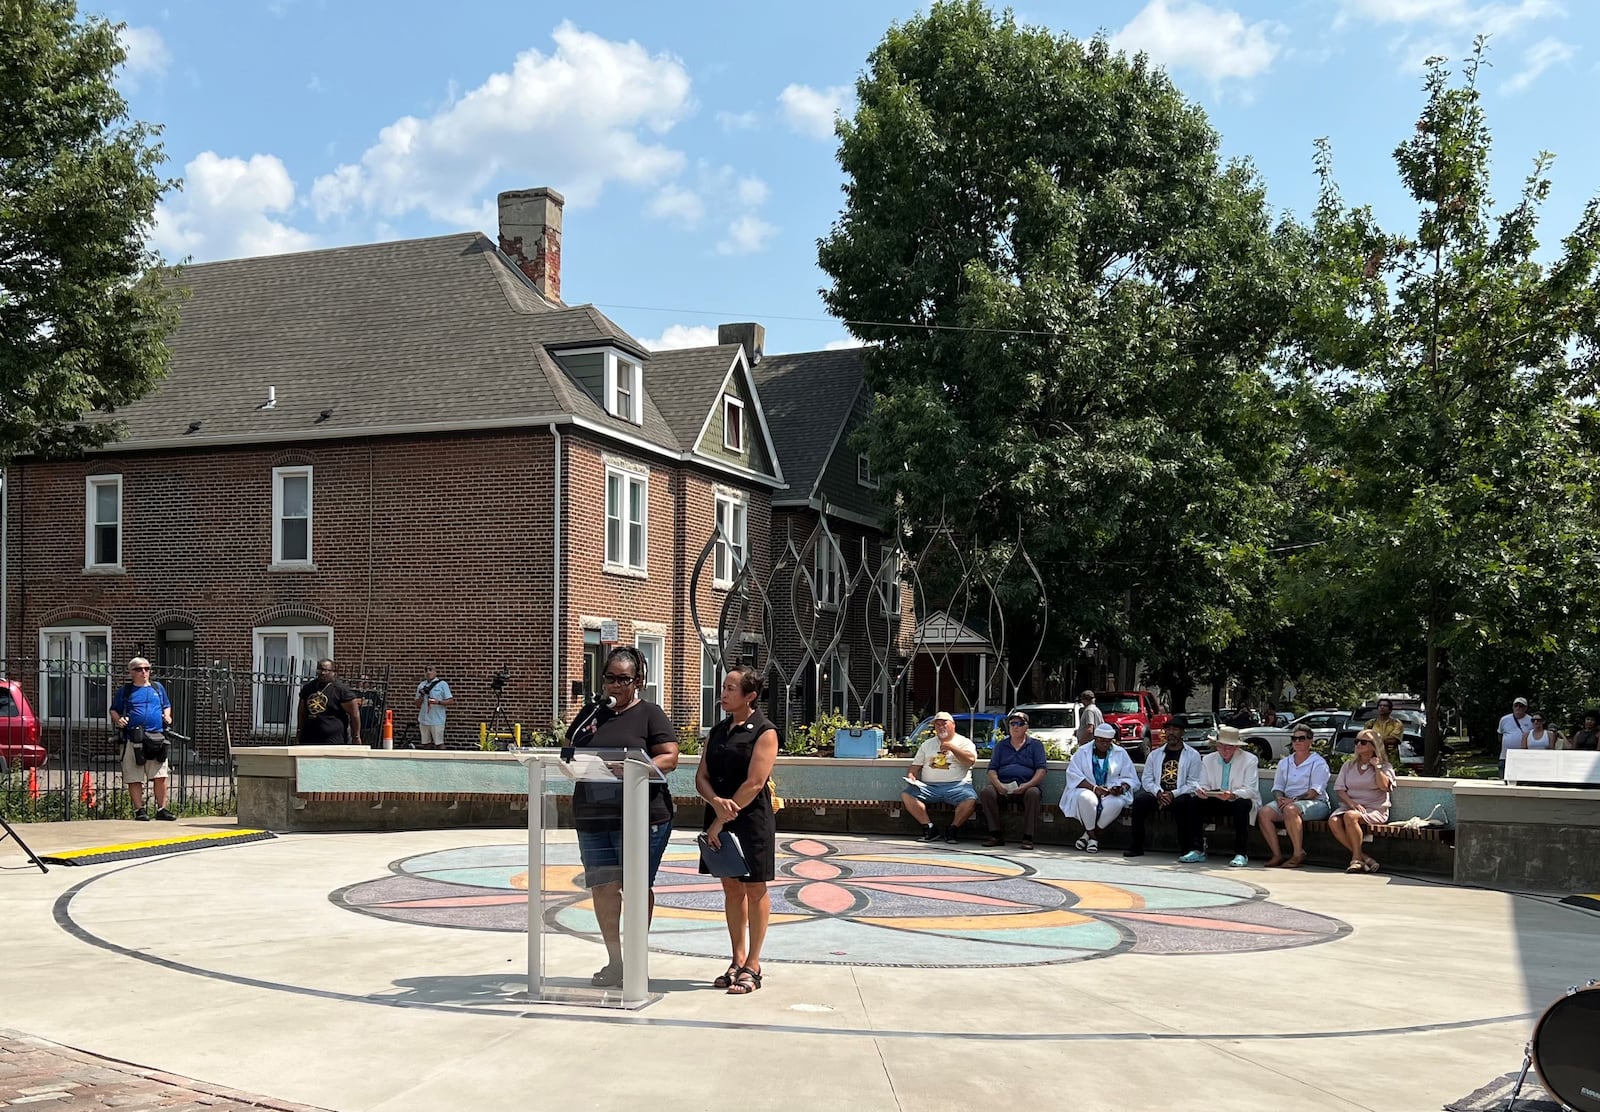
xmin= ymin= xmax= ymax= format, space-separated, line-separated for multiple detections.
xmin=1058 ymin=722 xmax=1139 ymax=853
xmin=1193 ymin=726 xmax=1261 ymax=867
xmin=901 ymin=711 xmax=979 ymax=843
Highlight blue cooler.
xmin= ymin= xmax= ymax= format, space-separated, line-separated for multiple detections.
xmin=833 ymin=727 xmax=884 ymax=758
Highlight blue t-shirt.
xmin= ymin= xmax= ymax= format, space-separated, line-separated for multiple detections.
xmin=987 ymin=737 xmax=1048 ymax=785
xmin=416 ymin=678 xmax=452 ymax=726
xmin=112 ymin=681 xmax=170 ymax=734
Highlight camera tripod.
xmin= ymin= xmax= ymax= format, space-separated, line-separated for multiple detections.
xmin=485 ymin=684 xmax=515 ymax=750
xmin=0 ymin=813 xmax=48 ymax=874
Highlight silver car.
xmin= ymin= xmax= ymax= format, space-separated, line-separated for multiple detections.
xmin=1167 ymin=711 xmax=1221 ymax=751
xmin=1009 ymin=703 xmax=1083 ymax=758
xmin=1238 ymin=710 xmax=1349 ymax=762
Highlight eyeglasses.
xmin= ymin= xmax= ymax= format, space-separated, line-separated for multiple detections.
xmin=1009 ymin=720 xmax=1027 ymax=727
xmin=602 ymin=673 xmax=635 ymax=685
xmin=130 ymin=666 xmax=150 ymax=672
xmin=1292 ymin=734 xmax=1312 ymax=742
xmin=1532 ymin=717 xmax=1546 ymax=723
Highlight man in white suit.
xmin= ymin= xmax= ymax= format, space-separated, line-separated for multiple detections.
xmin=1059 ymin=722 xmax=1139 ymax=853
xmin=1126 ymin=718 xmax=1204 ymax=860
xmin=1194 ymin=726 xmax=1261 ymax=867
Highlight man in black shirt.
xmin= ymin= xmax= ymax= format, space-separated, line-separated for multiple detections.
xmin=297 ymin=659 xmax=361 ymax=745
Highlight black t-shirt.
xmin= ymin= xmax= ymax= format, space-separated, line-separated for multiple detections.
xmin=571 ymin=700 xmax=677 ymax=831
xmin=299 ymin=679 xmax=356 ymax=744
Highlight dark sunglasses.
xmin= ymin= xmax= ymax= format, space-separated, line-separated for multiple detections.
xmin=130 ymin=666 xmax=151 ymax=672
xmin=1292 ymin=734 xmax=1312 ymax=741
xmin=602 ymin=673 xmax=636 ymax=684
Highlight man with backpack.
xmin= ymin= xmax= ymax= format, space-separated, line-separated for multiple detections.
xmin=108 ymin=656 xmax=175 ymax=821
xmin=414 ymin=665 xmax=453 ymax=749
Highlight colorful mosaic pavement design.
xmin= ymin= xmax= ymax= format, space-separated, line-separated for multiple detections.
xmin=334 ymin=837 xmax=1350 ymax=968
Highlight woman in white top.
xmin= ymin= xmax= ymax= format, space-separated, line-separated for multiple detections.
xmin=1525 ymin=714 xmax=1557 ymax=750
xmin=1255 ymin=729 xmax=1331 ymax=868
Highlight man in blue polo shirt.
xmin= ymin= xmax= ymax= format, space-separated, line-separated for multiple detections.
xmin=979 ymin=710 xmax=1049 ymax=850
xmin=108 ymin=656 xmax=174 ymax=821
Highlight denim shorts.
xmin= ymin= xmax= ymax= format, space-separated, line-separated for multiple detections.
xmin=904 ymin=779 xmax=978 ymax=806
xmin=1266 ymin=798 xmax=1331 ymax=821
xmin=576 ymin=821 xmax=674 ymax=889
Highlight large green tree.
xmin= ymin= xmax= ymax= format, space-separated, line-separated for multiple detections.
xmin=819 ymin=0 xmax=1301 ymax=691
xmin=1 ymin=0 xmax=177 ymax=462
xmin=1282 ymin=43 xmax=1600 ymax=770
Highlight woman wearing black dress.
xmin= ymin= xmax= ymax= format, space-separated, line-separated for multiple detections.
xmin=696 ymin=665 xmax=778 ymax=995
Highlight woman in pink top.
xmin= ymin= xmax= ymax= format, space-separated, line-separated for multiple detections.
xmin=1330 ymin=732 xmax=1394 ymax=874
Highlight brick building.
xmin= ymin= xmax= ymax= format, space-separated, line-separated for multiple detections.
xmin=0 ymin=187 xmax=910 ymax=744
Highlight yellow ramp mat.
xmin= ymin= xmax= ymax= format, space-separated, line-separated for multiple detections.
xmin=41 ymin=829 xmax=276 ymax=866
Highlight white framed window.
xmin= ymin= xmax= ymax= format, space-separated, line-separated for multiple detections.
xmin=85 ymin=475 xmax=123 ymax=568
xmin=857 ymin=454 xmax=877 ymax=489
xmin=713 ymin=493 xmax=748 ymax=587
xmin=876 ymin=560 xmax=903 ymax=616
xmin=813 ymin=537 xmax=845 ymax=609
xmin=39 ymin=627 xmax=112 ymax=721
xmin=635 ymin=634 xmax=664 ymax=707
xmin=609 ymin=355 xmax=643 ymax=424
xmin=272 ymin=465 xmax=313 ymax=566
xmin=604 ymin=466 xmax=648 ymax=572
xmin=827 ymin=647 xmax=850 ymax=714
xmin=723 ymin=396 xmax=745 ymax=452
xmin=253 ymin=625 xmax=332 ymax=732
xmin=700 ymin=636 xmax=723 ymax=734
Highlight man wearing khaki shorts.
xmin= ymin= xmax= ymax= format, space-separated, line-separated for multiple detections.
xmin=109 ymin=657 xmax=175 ymax=821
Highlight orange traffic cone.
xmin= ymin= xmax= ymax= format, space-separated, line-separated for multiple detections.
xmin=381 ymin=709 xmax=394 ymax=750
xmin=80 ymin=770 xmax=96 ymax=809
xmin=28 ymin=765 xmax=40 ymax=801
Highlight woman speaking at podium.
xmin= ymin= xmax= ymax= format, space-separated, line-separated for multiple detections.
xmin=696 ymin=664 xmax=779 ymax=995
xmin=570 ymin=645 xmax=678 ymax=989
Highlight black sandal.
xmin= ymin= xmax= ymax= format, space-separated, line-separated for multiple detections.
xmin=713 ymin=961 xmax=740 ymax=989
xmin=726 ymin=966 xmax=762 ymax=995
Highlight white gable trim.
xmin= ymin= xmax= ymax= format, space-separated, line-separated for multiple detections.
xmin=688 ymin=349 xmax=786 ymax=487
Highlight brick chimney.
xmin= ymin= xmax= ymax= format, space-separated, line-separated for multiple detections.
xmin=718 ymin=322 xmax=765 ymax=364
xmin=498 ymin=187 xmax=564 ymax=303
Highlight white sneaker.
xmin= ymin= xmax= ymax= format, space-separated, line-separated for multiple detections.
xmin=1086 ymin=838 xmax=1099 ymax=853
xmin=1074 ymin=835 xmax=1089 ymax=851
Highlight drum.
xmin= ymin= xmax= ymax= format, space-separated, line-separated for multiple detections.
xmin=1531 ymin=981 xmax=1600 ymax=1112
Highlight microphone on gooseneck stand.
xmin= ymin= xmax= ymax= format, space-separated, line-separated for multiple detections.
xmin=561 ymin=692 xmax=615 ymax=762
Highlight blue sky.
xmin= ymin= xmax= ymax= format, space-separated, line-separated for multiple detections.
xmin=102 ymin=0 xmax=1598 ymax=355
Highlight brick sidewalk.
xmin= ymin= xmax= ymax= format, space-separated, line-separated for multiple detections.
xmin=0 ymin=1030 xmax=332 ymax=1111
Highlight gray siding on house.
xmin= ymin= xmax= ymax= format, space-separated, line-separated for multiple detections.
xmin=557 ymin=351 xmax=606 ymax=406
xmin=698 ymin=373 xmax=771 ymax=473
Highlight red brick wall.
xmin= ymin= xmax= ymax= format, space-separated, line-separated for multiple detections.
xmin=3 ymin=431 xmax=558 ymax=737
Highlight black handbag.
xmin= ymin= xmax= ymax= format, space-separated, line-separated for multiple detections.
xmin=131 ymin=726 xmax=169 ymax=764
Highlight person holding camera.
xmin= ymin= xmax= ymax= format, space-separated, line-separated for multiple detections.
xmin=108 ymin=657 xmax=175 ymax=821
xmin=414 ymin=666 xmax=453 ymax=748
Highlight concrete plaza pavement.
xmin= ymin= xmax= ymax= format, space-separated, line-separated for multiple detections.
xmin=3 ymin=819 xmax=1597 ymax=1112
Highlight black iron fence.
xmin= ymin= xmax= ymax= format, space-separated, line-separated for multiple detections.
xmin=0 ymin=655 xmax=392 ymax=822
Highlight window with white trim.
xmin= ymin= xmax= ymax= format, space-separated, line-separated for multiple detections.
xmin=85 ymin=475 xmax=122 ymax=568
xmin=713 ymin=493 xmax=748 ymax=586
xmin=253 ymin=625 xmax=332 ymax=731
xmin=604 ymin=467 xmax=648 ymax=572
xmin=723 ymin=396 xmax=745 ymax=452
xmin=827 ymin=647 xmax=850 ymax=714
xmin=272 ymin=466 xmax=313 ymax=565
xmin=857 ymin=454 xmax=877 ymax=488
xmin=813 ymin=538 xmax=845 ymax=609
xmin=700 ymin=638 xmax=723 ymax=734
xmin=635 ymin=634 xmax=664 ymax=707
xmin=609 ymin=355 xmax=643 ymax=423
xmin=876 ymin=560 xmax=903 ymax=617
xmin=39 ymin=628 xmax=111 ymax=721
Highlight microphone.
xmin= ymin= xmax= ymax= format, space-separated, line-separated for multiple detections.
xmin=563 ymin=692 xmax=616 ymax=759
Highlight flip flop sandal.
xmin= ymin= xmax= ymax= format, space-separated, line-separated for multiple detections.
xmin=1346 ymin=861 xmax=1365 ymax=873
xmin=713 ymin=961 xmax=740 ymax=989
xmin=1284 ymin=853 xmax=1306 ymax=869
xmin=727 ymin=966 xmax=763 ymax=995
xmin=1363 ymin=857 xmax=1380 ymax=873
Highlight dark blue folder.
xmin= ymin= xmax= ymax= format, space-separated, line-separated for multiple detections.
xmin=697 ymin=831 xmax=748 ymax=877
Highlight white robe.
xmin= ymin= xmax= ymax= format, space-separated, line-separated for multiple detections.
xmin=1060 ymin=743 xmax=1140 ymax=832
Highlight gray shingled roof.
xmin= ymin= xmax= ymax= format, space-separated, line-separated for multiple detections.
xmin=645 ymin=345 xmax=741 ymax=448
xmin=102 ymin=233 xmax=667 ymax=449
xmin=753 ymin=348 xmax=865 ymax=504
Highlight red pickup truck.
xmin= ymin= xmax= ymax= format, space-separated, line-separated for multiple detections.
xmin=1094 ymin=690 xmax=1171 ymax=758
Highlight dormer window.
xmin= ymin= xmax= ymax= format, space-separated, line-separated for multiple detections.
xmin=608 ymin=355 xmax=642 ymax=423
xmin=723 ymin=396 xmax=745 ymax=452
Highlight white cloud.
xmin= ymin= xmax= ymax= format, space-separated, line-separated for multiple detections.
xmin=644 ymin=163 xmax=776 ymax=253
xmin=310 ymin=22 xmax=694 ymax=227
xmin=717 ymin=213 xmax=776 ymax=256
xmin=117 ymin=26 xmax=170 ymax=86
xmin=641 ymin=324 xmax=721 ymax=350
xmin=716 ymin=109 xmax=761 ymax=131
xmin=151 ymin=152 xmax=317 ymax=261
xmin=1503 ymin=36 xmax=1575 ymax=91
xmin=1340 ymin=0 xmax=1559 ymax=37
xmin=824 ymin=338 xmax=866 ymax=351
xmin=1111 ymin=1 xmax=1284 ymax=83
xmin=778 ymin=83 xmax=851 ymax=140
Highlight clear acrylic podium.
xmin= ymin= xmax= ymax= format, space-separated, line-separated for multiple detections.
xmin=523 ymin=748 xmax=666 ymax=1010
